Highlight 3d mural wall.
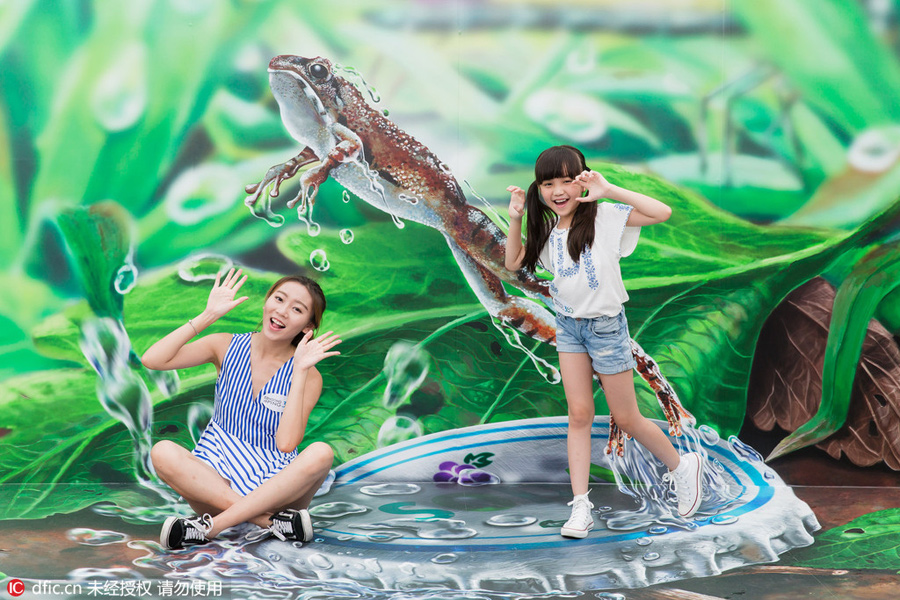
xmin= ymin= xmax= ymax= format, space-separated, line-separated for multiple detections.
xmin=2 ymin=0 xmax=900 ymax=595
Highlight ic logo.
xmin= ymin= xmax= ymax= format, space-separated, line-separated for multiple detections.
xmin=7 ymin=578 xmax=25 ymax=597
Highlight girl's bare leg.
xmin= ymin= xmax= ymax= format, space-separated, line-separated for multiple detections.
xmin=204 ymin=442 xmax=334 ymax=537
xmin=599 ymin=370 xmax=680 ymax=470
xmin=150 ymin=441 xmax=271 ymax=528
xmin=559 ymin=352 xmax=597 ymax=497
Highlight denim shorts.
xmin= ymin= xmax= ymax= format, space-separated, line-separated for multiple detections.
xmin=556 ymin=310 xmax=637 ymax=375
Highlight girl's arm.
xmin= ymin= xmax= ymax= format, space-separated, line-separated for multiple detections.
xmin=504 ymin=185 xmax=527 ymax=271
xmin=575 ymin=171 xmax=672 ymax=226
xmin=141 ymin=269 xmax=249 ymax=371
xmin=275 ymin=330 xmax=342 ymax=453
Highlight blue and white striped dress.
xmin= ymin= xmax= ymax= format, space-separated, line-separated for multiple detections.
xmin=192 ymin=332 xmax=297 ymax=495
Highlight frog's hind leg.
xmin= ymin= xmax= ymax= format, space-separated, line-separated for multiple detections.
xmin=443 ymin=234 xmax=557 ymax=345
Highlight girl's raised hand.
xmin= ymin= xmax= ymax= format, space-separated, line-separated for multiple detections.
xmin=205 ymin=268 xmax=249 ymax=319
xmin=574 ymin=170 xmax=613 ymax=203
xmin=293 ymin=330 xmax=342 ymax=370
xmin=507 ymin=185 xmax=526 ymax=221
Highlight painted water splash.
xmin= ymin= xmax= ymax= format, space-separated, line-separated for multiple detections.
xmin=79 ymin=318 xmax=182 ymax=519
xmin=248 ymin=180 xmax=286 ymax=227
xmin=603 ymin=425 xmax=742 ymax=531
xmin=491 ymin=316 xmax=561 ymax=384
xmin=382 ymin=341 xmax=430 ymax=409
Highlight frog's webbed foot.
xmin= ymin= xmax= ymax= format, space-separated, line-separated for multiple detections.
xmin=631 ymin=339 xmax=696 ymax=437
xmin=606 ymin=415 xmax=629 ymax=457
xmin=244 ymin=147 xmax=319 ymax=207
xmin=286 ymin=139 xmax=361 ymax=216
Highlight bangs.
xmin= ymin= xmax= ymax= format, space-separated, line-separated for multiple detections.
xmin=534 ymin=146 xmax=586 ymax=183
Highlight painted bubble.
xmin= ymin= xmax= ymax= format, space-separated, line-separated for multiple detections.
xmin=309 ymin=249 xmax=330 ymax=272
xmin=340 ymin=228 xmax=354 ymax=244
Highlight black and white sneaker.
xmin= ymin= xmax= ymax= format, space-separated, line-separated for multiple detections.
xmin=160 ymin=513 xmax=213 ymax=550
xmin=269 ymin=508 xmax=313 ymax=543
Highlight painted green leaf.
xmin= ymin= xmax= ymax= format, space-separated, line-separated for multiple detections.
xmin=731 ymin=0 xmax=900 ymax=133
xmin=770 ymin=243 xmax=900 ymax=459
xmin=55 ymin=202 xmax=133 ymax=319
xmin=601 ymin=164 xmax=900 ymax=435
xmin=786 ymin=508 xmax=900 ymax=570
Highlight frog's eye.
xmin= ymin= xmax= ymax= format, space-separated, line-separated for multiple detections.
xmin=309 ymin=63 xmax=330 ymax=80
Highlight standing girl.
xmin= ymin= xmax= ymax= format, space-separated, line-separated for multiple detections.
xmin=504 ymin=145 xmax=703 ymax=538
xmin=142 ymin=269 xmax=341 ymax=550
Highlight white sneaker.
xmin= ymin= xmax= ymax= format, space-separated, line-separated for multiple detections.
xmin=560 ymin=491 xmax=594 ymax=538
xmin=663 ymin=452 xmax=704 ymax=518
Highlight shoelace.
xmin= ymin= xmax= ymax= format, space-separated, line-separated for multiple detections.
xmin=566 ymin=493 xmax=594 ymax=527
xmin=183 ymin=514 xmax=213 ymax=542
xmin=270 ymin=516 xmax=293 ymax=542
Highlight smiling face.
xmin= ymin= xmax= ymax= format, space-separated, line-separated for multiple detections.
xmin=539 ymin=175 xmax=586 ymax=228
xmin=262 ymin=281 xmax=317 ymax=344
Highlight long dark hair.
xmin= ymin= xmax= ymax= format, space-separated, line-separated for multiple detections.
xmin=262 ymin=275 xmax=327 ymax=345
xmin=521 ymin=145 xmax=597 ymax=273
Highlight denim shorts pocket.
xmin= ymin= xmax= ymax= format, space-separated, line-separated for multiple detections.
xmin=590 ymin=314 xmax=621 ymax=336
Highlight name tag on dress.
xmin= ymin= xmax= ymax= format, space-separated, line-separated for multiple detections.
xmin=260 ymin=393 xmax=287 ymax=412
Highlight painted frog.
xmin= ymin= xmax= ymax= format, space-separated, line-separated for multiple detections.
xmin=244 ymin=55 xmax=694 ymax=444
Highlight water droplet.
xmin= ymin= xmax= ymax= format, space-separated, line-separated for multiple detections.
xmin=312 ymin=520 xmax=334 ymax=528
xmin=728 ymin=436 xmax=763 ymax=462
xmin=187 ymin=402 xmax=213 ymax=446
xmin=114 ymin=264 xmax=137 ymax=294
xmin=848 ymin=126 xmax=900 ymax=173
xmin=366 ymin=531 xmax=403 ymax=542
xmin=147 ymin=369 xmax=179 ymax=398
xmin=524 ymin=89 xmax=608 ymax=143
xmin=598 ymin=506 xmax=613 ymax=513
xmin=643 ymin=552 xmax=660 ymax=561
xmin=308 ymin=554 xmax=333 ymax=570
xmin=376 ymin=416 xmax=423 ymax=448
xmin=763 ymin=469 xmax=777 ymax=480
xmin=342 ymin=190 xmax=351 ymax=203
xmin=711 ymin=515 xmax=738 ymax=525
xmin=310 ymin=249 xmax=330 ymax=272
xmin=360 ymin=483 xmax=422 ymax=496
xmin=383 ymin=109 xmax=390 ymax=117
xmin=698 ymin=424 xmax=720 ymax=444
xmin=309 ymin=502 xmax=370 ymax=518
xmin=337 ymin=535 xmax=353 ymax=541
xmin=67 ymin=528 xmax=130 ymax=546
xmin=91 ymin=42 xmax=148 ymax=132
xmin=430 ymin=553 xmax=459 ymax=564
xmin=398 ymin=193 xmax=420 ymax=205
xmin=636 ymin=537 xmax=653 ymax=546
xmin=416 ymin=521 xmax=477 ymax=540
xmin=177 ymin=253 xmax=234 ymax=282
xmin=382 ymin=341 xmax=430 ymax=409
xmin=649 ymin=526 xmax=668 ymax=535
xmin=267 ymin=553 xmax=282 ymax=562
xmin=339 ymin=228 xmax=354 ymax=244
xmin=486 ymin=514 xmax=537 ymax=527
